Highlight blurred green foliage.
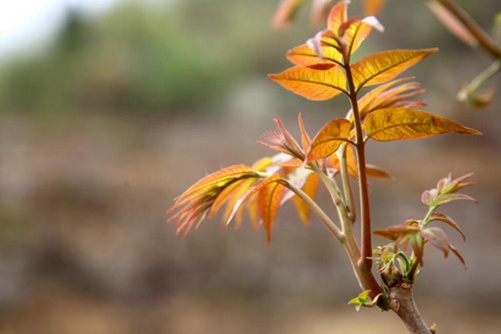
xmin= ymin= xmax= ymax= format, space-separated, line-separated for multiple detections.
xmin=0 ymin=1 xmax=282 ymax=116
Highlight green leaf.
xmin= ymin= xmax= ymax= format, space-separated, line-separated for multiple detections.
xmin=348 ymin=290 xmax=382 ymax=311
xmin=351 ymin=49 xmax=438 ymax=90
xmin=269 ymin=65 xmax=347 ymax=101
xmin=364 ymin=108 xmax=482 ymax=141
xmin=306 ymin=118 xmax=352 ymax=163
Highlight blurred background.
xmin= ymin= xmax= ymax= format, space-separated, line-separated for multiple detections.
xmin=1 ymin=0 xmax=500 ymax=333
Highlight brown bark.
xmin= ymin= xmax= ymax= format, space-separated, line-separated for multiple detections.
xmin=387 ymin=279 xmax=435 ymax=334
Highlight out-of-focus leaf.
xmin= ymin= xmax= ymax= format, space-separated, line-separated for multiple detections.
xmin=306 ymin=118 xmax=352 ymax=162
xmin=269 ymin=65 xmax=347 ymax=100
xmin=310 ymin=0 xmax=335 ymax=26
xmin=366 ymin=165 xmax=392 ymax=179
xmin=351 ymin=49 xmax=438 ymax=90
xmin=272 ymin=0 xmax=307 ymax=28
xmin=292 ymin=172 xmax=320 ymax=225
xmin=363 ymin=0 xmax=388 ymax=16
xmin=427 ymin=1 xmax=477 ymax=47
xmin=364 ymin=108 xmax=482 ymax=141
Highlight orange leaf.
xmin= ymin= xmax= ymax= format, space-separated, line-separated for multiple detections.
xmin=327 ymin=144 xmax=357 ymax=178
xmin=258 ymin=178 xmax=287 ymax=243
xmin=358 ymin=77 xmax=421 ymax=116
xmin=363 ymin=0 xmax=388 ymax=16
xmin=227 ymin=174 xmax=283 ymax=226
xmin=343 ymin=20 xmax=377 ymax=55
xmin=175 ymin=164 xmax=255 ymax=206
xmin=306 ymin=118 xmax=352 ymax=163
xmin=287 ymin=43 xmax=341 ymax=69
xmin=351 ymin=49 xmax=438 ymax=91
xmin=364 ymin=108 xmax=482 ymax=141
xmin=327 ymin=1 xmax=348 ymax=36
xmin=221 ymin=178 xmax=258 ymax=226
xmin=366 ymin=165 xmax=392 ymax=179
xmin=292 ymin=172 xmax=320 ymax=225
xmin=269 ymin=65 xmax=347 ymax=101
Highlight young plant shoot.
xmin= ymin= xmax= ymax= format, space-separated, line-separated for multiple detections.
xmin=168 ymin=2 xmax=481 ymax=333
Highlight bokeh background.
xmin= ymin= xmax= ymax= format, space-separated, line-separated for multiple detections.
xmin=1 ymin=0 xmax=501 ymax=333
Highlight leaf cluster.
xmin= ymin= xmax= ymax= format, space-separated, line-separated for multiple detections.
xmin=168 ymin=2 xmax=480 ymax=252
xmin=374 ymin=173 xmax=477 ymax=282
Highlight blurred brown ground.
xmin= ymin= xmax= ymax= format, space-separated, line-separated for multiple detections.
xmin=1 ymin=0 xmax=501 ymax=333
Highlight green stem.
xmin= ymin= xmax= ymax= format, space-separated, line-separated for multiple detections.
xmin=458 ymin=60 xmax=501 ymax=102
xmin=339 ymin=145 xmax=357 ymax=223
xmin=284 ymin=180 xmax=344 ymax=241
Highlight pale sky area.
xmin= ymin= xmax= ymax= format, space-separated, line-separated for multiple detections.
xmin=0 ymin=0 xmax=122 ymax=58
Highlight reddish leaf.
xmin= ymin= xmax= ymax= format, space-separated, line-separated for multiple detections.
xmin=258 ymin=178 xmax=287 ymax=243
xmin=306 ymin=118 xmax=352 ymax=163
xmin=374 ymin=225 xmax=421 ymax=241
xmin=420 ymin=227 xmax=450 ymax=258
xmin=259 ymin=117 xmax=305 ymax=159
xmin=269 ymin=65 xmax=347 ymax=101
xmin=351 ymin=49 xmax=438 ymax=90
xmin=364 ymin=108 xmax=482 ymax=141
xmin=429 ymin=213 xmax=466 ymax=241
xmin=438 ymin=173 xmax=475 ymax=194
